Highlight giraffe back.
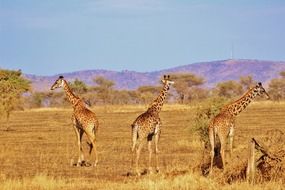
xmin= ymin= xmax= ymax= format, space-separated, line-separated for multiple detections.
xmin=74 ymin=101 xmax=99 ymax=130
xmin=133 ymin=110 xmax=161 ymax=138
xmin=209 ymin=111 xmax=235 ymax=136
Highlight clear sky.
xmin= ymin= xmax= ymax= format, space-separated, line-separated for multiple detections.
xmin=0 ymin=0 xmax=285 ymax=75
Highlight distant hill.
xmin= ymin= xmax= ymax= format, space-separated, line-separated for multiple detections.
xmin=25 ymin=59 xmax=285 ymax=92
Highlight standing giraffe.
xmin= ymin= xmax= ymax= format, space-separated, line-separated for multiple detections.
xmin=131 ymin=75 xmax=174 ymax=176
xmin=51 ymin=76 xmax=99 ymax=167
xmin=208 ymin=82 xmax=269 ymax=174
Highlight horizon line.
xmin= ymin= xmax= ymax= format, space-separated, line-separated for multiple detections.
xmin=18 ymin=58 xmax=285 ymax=77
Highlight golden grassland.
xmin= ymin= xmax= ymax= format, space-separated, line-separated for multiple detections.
xmin=0 ymin=102 xmax=284 ymax=190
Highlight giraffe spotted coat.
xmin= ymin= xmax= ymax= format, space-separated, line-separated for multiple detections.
xmin=208 ymin=82 xmax=269 ymax=174
xmin=51 ymin=76 xmax=99 ymax=167
xmin=131 ymin=75 xmax=174 ymax=176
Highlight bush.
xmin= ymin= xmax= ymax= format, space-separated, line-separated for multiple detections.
xmin=192 ymin=97 xmax=227 ymax=148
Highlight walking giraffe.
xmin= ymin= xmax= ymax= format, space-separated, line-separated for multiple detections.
xmin=131 ymin=75 xmax=174 ymax=176
xmin=51 ymin=76 xmax=99 ymax=167
xmin=208 ymin=82 xmax=269 ymax=174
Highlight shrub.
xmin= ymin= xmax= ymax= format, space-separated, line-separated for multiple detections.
xmin=192 ymin=97 xmax=227 ymax=148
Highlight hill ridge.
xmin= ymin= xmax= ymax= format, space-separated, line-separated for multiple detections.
xmin=25 ymin=59 xmax=285 ymax=91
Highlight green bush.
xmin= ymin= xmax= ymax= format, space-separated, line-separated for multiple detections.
xmin=192 ymin=97 xmax=227 ymax=148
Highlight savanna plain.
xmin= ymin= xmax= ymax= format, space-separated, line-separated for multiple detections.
xmin=0 ymin=102 xmax=284 ymax=190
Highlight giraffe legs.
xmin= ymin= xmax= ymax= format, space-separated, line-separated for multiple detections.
xmin=85 ymin=125 xmax=98 ymax=167
xmin=154 ymin=131 xmax=160 ymax=172
xmin=131 ymin=144 xmax=136 ymax=172
xmin=90 ymin=139 xmax=98 ymax=167
xmin=209 ymin=127 xmax=215 ymax=175
xmin=131 ymin=124 xmax=138 ymax=153
xmin=219 ymin=135 xmax=226 ymax=171
xmin=135 ymin=142 xmax=144 ymax=176
xmin=72 ymin=124 xmax=84 ymax=166
xmin=131 ymin=122 xmax=161 ymax=176
xmin=229 ymin=126 xmax=234 ymax=157
xmin=147 ymin=141 xmax=153 ymax=173
xmin=131 ymin=125 xmax=138 ymax=172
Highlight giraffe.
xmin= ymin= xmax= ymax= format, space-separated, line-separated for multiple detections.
xmin=208 ymin=82 xmax=269 ymax=174
xmin=50 ymin=76 xmax=99 ymax=167
xmin=131 ymin=75 xmax=174 ymax=176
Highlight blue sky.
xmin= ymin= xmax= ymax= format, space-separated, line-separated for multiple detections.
xmin=0 ymin=0 xmax=285 ymax=75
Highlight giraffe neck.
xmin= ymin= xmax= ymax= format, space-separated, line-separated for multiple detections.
xmin=147 ymin=83 xmax=170 ymax=114
xmin=62 ymin=80 xmax=80 ymax=107
xmin=223 ymin=87 xmax=258 ymax=116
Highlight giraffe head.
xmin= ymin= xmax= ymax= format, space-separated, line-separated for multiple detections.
xmin=50 ymin=76 xmax=65 ymax=90
xmin=254 ymin=82 xmax=270 ymax=99
xmin=161 ymin=75 xmax=174 ymax=89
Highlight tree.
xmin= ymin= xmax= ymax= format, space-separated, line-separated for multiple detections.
xmin=93 ymin=76 xmax=115 ymax=104
xmin=0 ymin=69 xmax=30 ymax=123
xmin=112 ymin=90 xmax=137 ymax=105
xmin=136 ymin=85 xmax=161 ymax=104
xmin=48 ymin=91 xmax=69 ymax=107
xmin=239 ymin=75 xmax=256 ymax=91
xmin=268 ymin=71 xmax=285 ymax=101
xmin=188 ymin=87 xmax=209 ymax=101
xmin=268 ymin=79 xmax=285 ymax=101
xmin=280 ymin=71 xmax=285 ymax=78
xmin=69 ymin=78 xmax=88 ymax=94
xmin=214 ymin=80 xmax=243 ymax=98
xmin=171 ymin=73 xmax=205 ymax=103
xmin=28 ymin=92 xmax=46 ymax=108
xmin=68 ymin=78 xmax=90 ymax=105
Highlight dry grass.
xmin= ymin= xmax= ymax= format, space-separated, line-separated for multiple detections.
xmin=0 ymin=102 xmax=284 ymax=189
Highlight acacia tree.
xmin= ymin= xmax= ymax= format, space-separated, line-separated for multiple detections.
xmin=69 ymin=78 xmax=88 ymax=94
xmin=214 ymin=80 xmax=243 ymax=98
xmin=93 ymin=76 xmax=115 ymax=104
xmin=0 ymin=69 xmax=30 ymax=125
xmin=68 ymin=78 xmax=90 ymax=105
xmin=171 ymin=73 xmax=205 ymax=103
xmin=28 ymin=92 xmax=46 ymax=108
xmin=280 ymin=71 xmax=285 ymax=78
xmin=136 ymin=85 xmax=161 ymax=104
xmin=239 ymin=75 xmax=256 ymax=91
xmin=110 ymin=90 xmax=134 ymax=104
xmin=268 ymin=71 xmax=285 ymax=101
xmin=189 ymin=87 xmax=209 ymax=101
